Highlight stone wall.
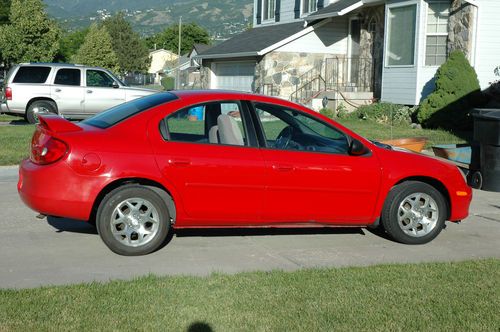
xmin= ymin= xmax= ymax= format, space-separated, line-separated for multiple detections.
xmin=448 ymin=0 xmax=476 ymax=60
xmin=358 ymin=5 xmax=385 ymax=98
xmin=255 ymin=52 xmax=335 ymax=100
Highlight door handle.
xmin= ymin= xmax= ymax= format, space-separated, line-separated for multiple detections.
xmin=272 ymin=164 xmax=294 ymax=172
xmin=55 ymin=88 xmax=61 ymax=92
xmin=168 ymin=159 xmax=191 ymax=167
xmin=86 ymin=90 xmax=93 ymax=94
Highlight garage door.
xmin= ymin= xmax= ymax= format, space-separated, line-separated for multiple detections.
xmin=214 ymin=62 xmax=255 ymax=92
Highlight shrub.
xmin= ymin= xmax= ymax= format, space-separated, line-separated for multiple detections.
xmin=417 ymin=50 xmax=481 ymax=130
xmin=348 ymin=102 xmax=416 ymax=125
xmin=161 ymin=76 xmax=175 ymax=90
xmin=336 ymin=103 xmax=349 ymax=118
xmin=319 ymin=107 xmax=335 ymax=118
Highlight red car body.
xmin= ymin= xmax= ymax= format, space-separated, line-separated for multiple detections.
xmin=18 ymin=90 xmax=472 ymax=254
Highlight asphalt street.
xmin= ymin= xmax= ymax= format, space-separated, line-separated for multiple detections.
xmin=1 ymin=166 xmax=499 ymax=289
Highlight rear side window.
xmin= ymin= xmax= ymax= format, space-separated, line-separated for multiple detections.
xmin=12 ymin=66 xmax=51 ymax=83
xmin=82 ymin=92 xmax=178 ymax=129
xmin=54 ymin=69 xmax=81 ymax=86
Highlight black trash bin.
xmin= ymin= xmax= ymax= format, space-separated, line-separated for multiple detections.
xmin=472 ymin=109 xmax=500 ymax=192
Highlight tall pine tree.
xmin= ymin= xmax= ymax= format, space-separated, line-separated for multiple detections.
xmin=72 ymin=23 xmax=120 ymax=73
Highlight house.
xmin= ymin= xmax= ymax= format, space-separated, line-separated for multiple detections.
xmin=148 ymin=49 xmax=179 ymax=84
xmin=179 ymin=44 xmax=212 ymax=89
xmin=196 ymin=0 xmax=500 ymax=108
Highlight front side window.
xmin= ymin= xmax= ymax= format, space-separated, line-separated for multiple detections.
xmin=254 ymin=103 xmax=349 ymax=154
xmin=426 ymin=1 xmax=450 ymax=66
xmin=54 ymin=69 xmax=81 ymax=86
xmin=302 ymin=0 xmax=317 ymax=15
xmin=386 ymin=4 xmax=417 ymax=66
xmin=12 ymin=66 xmax=51 ymax=83
xmin=165 ymin=101 xmax=247 ymax=147
xmin=86 ymin=70 xmax=116 ymax=87
xmin=262 ymin=0 xmax=276 ymax=21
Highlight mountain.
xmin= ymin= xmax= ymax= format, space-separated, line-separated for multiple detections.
xmin=43 ymin=0 xmax=254 ymax=39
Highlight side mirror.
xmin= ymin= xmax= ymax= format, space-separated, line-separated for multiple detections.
xmin=349 ymin=138 xmax=370 ymax=156
xmin=112 ymin=81 xmax=120 ymax=89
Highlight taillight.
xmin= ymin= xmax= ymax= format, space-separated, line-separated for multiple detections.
xmin=5 ymin=87 xmax=12 ymax=100
xmin=30 ymin=128 xmax=68 ymax=165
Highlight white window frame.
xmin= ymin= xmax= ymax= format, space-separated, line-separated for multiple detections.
xmin=262 ymin=0 xmax=276 ymax=22
xmin=384 ymin=1 xmax=419 ymax=68
xmin=301 ymin=0 xmax=317 ymax=16
xmin=424 ymin=1 xmax=450 ymax=67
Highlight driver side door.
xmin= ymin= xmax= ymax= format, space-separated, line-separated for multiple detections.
xmin=84 ymin=69 xmax=125 ymax=114
xmin=251 ymin=102 xmax=381 ymax=224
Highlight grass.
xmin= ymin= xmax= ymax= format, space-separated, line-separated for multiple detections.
xmin=0 ymin=259 xmax=498 ymax=331
xmin=0 ymin=114 xmax=21 ymax=122
xmin=0 ymin=117 xmax=471 ymax=166
xmin=0 ymin=125 xmax=34 ymax=165
xmin=337 ymin=118 xmax=469 ymax=148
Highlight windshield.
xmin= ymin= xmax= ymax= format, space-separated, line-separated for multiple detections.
xmin=82 ymin=92 xmax=177 ymax=129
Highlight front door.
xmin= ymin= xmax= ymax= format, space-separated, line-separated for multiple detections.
xmin=84 ymin=69 xmax=126 ymax=114
xmin=252 ymin=102 xmax=381 ymax=224
xmin=348 ymin=17 xmax=361 ymax=86
xmin=152 ymin=100 xmax=267 ymax=226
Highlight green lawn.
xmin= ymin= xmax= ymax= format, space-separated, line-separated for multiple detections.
xmin=0 ymin=125 xmax=34 ymax=165
xmin=0 ymin=114 xmax=22 ymax=122
xmin=0 ymin=259 xmax=498 ymax=331
xmin=0 ymin=118 xmax=471 ymax=166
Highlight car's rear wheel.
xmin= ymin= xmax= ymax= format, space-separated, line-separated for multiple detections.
xmin=96 ymin=185 xmax=171 ymax=256
xmin=381 ymin=181 xmax=447 ymax=244
xmin=26 ymin=100 xmax=57 ymax=124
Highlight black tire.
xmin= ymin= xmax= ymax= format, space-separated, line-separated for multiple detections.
xmin=96 ymin=185 xmax=171 ymax=256
xmin=26 ymin=100 xmax=57 ymax=124
xmin=381 ymin=181 xmax=447 ymax=245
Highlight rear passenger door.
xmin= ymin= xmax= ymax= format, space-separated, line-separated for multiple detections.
xmin=152 ymin=100 xmax=267 ymax=226
xmin=51 ymin=68 xmax=84 ymax=116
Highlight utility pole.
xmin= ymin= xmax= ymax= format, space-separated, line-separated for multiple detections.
xmin=176 ymin=16 xmax=182 ymax=90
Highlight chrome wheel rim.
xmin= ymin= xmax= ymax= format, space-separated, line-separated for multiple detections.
xmin=397 ymin=193 xmax=439 ymax=238
xmin=32 ymin=106 xmax=51 ymax=122
xmin=110 ymin=198 xmax=160 ymax=247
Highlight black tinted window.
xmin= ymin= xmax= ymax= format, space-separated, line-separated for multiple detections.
xmin=86 ymin=70 xmax=115 ymax=87
xmin=54 ymin=69 xmax=81 ymax=86
xmin=82 ymin=92 xmax=177 ymax=129
xmin=12 ymin=66 xmax=51 ymax=83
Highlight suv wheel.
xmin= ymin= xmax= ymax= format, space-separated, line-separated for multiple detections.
xmin=26 ymin=100 xmax=57 ymax=124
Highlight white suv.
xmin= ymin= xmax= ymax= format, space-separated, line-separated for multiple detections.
xmin=1 ymin=63 xmax=157 ymax=123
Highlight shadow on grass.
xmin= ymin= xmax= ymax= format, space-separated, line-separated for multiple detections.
xmin=187 ymin=322 xmax=213 ymax=332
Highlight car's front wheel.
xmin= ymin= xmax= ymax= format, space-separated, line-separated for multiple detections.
xmin=381 ymin=181 xmax=447 ymax=244
xmin=26 ymin=100 xmax=58 ymax=124
xmin=96 ymin=185 xmax=171 ymax=256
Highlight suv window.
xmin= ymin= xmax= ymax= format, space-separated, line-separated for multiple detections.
xmin=86 ymin=70 xmax=115 ymax=87
xmin=12 ymin=66 xmax=51 ymax=83
xmin=54 ymin=68 xmax=81 ymax=86
xmin=82 ymin=92 xmax=176 ymax=129
xmin=165 ymin=101 xmax=247 ymax=146
xmin=254 ymin=103 xmax=349 ymax=154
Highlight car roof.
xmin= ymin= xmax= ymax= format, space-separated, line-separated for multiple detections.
xmin=17 ymin=62 xmax=108 ymax=71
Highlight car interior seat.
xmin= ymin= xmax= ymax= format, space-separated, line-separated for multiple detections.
xmin=217 ymin=114 xmax=244 ymax=146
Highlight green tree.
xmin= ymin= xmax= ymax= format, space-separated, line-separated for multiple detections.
xmin=72 ymin=23 xmax=120 ymax=73
xmin=0 ymin=0 xmax=10 ymax=25
xmin=0 ymin=0 xmax=60 ymax=66
xmin=56 ymin=28 xmax=89 ymax=63
xmin=102 ymin=13 xmax=150 ymax=74
xmin=417 ymin=51 xmax=481 ymax=130
xmin=148 ymin=22 xmax=210 ymax=55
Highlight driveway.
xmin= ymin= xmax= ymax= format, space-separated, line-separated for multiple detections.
xmin=0 ymin=166 xmax=499 ymax=289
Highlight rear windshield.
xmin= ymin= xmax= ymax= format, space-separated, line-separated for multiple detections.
xmin=82 ymin=92 xmax=178 ymax=129
xmin=12 ymin=66 xmax=51 ymax=83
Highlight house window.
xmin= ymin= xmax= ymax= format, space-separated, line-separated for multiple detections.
xmin=263 ymin=0 xmax=276 ymax=21
xmin=386 ymin=4 xmax=417 ymax=66
xmin=302 ymin=0 xmax=317 ymax=15
xmin=426 ymin=1 xmax=450 ymax=66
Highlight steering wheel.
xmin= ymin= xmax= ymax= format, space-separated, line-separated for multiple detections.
xmin=274 ymin=126 xmax=294 ymax=149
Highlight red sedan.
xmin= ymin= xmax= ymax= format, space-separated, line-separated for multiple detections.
xmin=18 ymin=91 xmax=472 ymax=255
